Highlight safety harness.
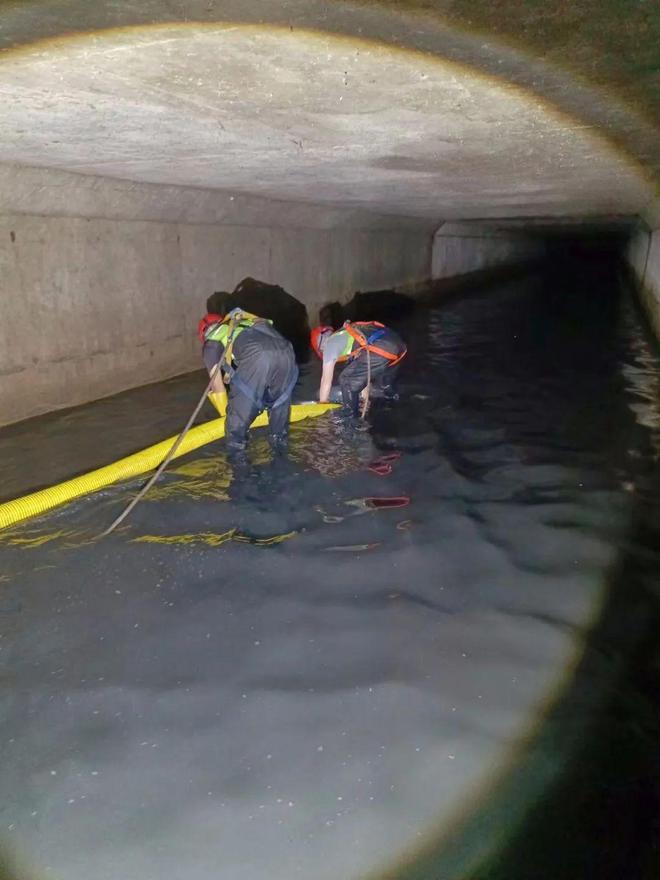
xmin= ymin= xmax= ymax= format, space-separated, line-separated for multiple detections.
xmin=203 ymin=311 xmax=298 ymax=411
xmin=342 ymin=321 xmax=407 ymax=366
xmin=203 ymin=310 xmax=268 ymax=370
xmin=336 ymin=322 xmax=406 ymax=419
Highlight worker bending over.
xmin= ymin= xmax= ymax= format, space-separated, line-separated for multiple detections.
xmin=311 ymin=321 xmax=407 ymax=415
xmin=198 ymin=309 xmax=298 ymax=454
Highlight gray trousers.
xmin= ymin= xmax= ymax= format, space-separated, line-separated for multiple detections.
xmin=337 ymin=327 xmax=405 ymax=415
xmin=203 ymin=324 xmax=298 ymax=452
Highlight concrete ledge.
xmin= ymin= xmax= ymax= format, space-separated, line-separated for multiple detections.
xmin=0 ymin=163 xmax=436 ymax=231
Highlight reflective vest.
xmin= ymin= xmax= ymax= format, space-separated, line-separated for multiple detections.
xmin=203 ymin=312 xmax=273 ymax=368
xmin=334 ymin=322 xmax=406 ymax=366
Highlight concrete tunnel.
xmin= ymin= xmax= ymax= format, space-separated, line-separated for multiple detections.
xmin=1 ymin=2 xmax=660 ymax=879
xmin=0 ymin=0 xmax=659 ymax=425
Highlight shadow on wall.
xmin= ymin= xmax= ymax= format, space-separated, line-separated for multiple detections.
xmin=206 ymin=278 xmax=417 ymax=360
xmin=319 ymin=288 xmax=416 ymax=329
xmin=207 ymin=277 xmax=311 ymax=362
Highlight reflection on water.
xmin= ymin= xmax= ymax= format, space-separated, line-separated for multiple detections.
xmin=131 ymin=530 xmax=297 ymax=547
xmin=290 ymin=414 xmax=376 ymax=478
xmin=145 ymin=458 xmax=233 ymax=503
xmin=0 ymin=265 xmax=659 ymax=880
xmin=620 ymin=301 xmax=660 ymax=455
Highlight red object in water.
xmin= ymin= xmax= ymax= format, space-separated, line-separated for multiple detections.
xmin=377 ymin=452 xmax=402 ymax=463
xmin=368 ymin=462 xmax=392 ymax=476
xmin=365 ymin=496 xmax=410 ymax=509
xmin=367 ymin=451 xmax=401 ymax=475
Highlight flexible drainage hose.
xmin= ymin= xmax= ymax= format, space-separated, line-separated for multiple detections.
xmin=0 ymin=403 xmax=337 ymax=532
xmin=99 ymin=311 xmax=241 ymax=538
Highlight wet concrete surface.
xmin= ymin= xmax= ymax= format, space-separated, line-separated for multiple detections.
xmin=1 ymin=262 xmax=659 ymax=879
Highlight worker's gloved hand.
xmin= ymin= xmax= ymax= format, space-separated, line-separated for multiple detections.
xmin=208 ymin=390 xmax=227 ymax=417
xmin=226 ymin=307 xmax=243 ymax=322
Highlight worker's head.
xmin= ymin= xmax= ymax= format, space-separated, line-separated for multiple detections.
xmin=197 ymin=313 xmax=224 ymax=343
xmin=310 ymin=326 xmax=333 ymax=358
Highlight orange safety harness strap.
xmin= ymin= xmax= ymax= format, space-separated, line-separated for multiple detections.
xmin=344 ymin=322 xmax=407 ymax=366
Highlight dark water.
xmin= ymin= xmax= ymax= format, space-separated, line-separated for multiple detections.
xmin=1 ymin=265 xmax=659 ymax=880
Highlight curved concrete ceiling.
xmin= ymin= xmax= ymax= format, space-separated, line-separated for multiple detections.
xmin=0 ymin=24 xmax=654 ymax=223
xmin=0 ymin=0 xmax=657 ymax=224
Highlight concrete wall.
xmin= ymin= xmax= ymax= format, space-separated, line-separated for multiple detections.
xmin=0 ymin=168 xmax=433 ymax=425
xmin=626 ymin=225 xmax=660 ymax=339
xmin=432 ymin=222 xmax=544 ymax=279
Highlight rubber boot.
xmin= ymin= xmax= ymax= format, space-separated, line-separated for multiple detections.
xmin=208 ymin=390 xmax=227 ymax=417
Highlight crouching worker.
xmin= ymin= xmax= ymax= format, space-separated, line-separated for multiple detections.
xmin=198 ymin=309 xmax=299 ymax=455
xmin=311 ymin=322 xmax=407 ymax=416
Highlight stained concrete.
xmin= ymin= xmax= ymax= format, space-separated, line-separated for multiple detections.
xmin=0 ymin=164 xmax=435 ymax=231
xmin=0 ymin=210 xmax=432 ymax=425
xmin=0 ymin=0 xmax=657 ymax=187
xmin=0 ymin=1 xmax=658 ymax=422
xmin=0 ymin=25 xmax=652 ymax=222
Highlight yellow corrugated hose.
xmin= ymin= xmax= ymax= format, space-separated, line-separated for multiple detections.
xmin=0 ymin=403 xmax=336 ymax=532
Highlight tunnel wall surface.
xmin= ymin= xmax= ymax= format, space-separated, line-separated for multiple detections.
xmin=0 ymin=166 xmax=433 ymax=426
xmin=626 ymin=226 xmax=660 ymax=340
xmin=432 ymin=222 xmax=544 ymax=280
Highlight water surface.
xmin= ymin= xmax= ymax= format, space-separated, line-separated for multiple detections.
xmin=1 ymin=264 xmax=659 ymax=879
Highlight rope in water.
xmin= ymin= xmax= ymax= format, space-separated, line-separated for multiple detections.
xmin=98 ymin=312 xmax=242 ymax=537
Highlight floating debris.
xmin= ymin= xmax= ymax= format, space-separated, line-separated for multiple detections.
xmin=319 ymin=496 xmax=410 ymax=522
xmin=367 ymin=462 xmax=392 ymax=476
xmin=367 ymin=451 xmax=402 ymax=476
xmin=352 ymin=497 xmax=410 ymax=511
